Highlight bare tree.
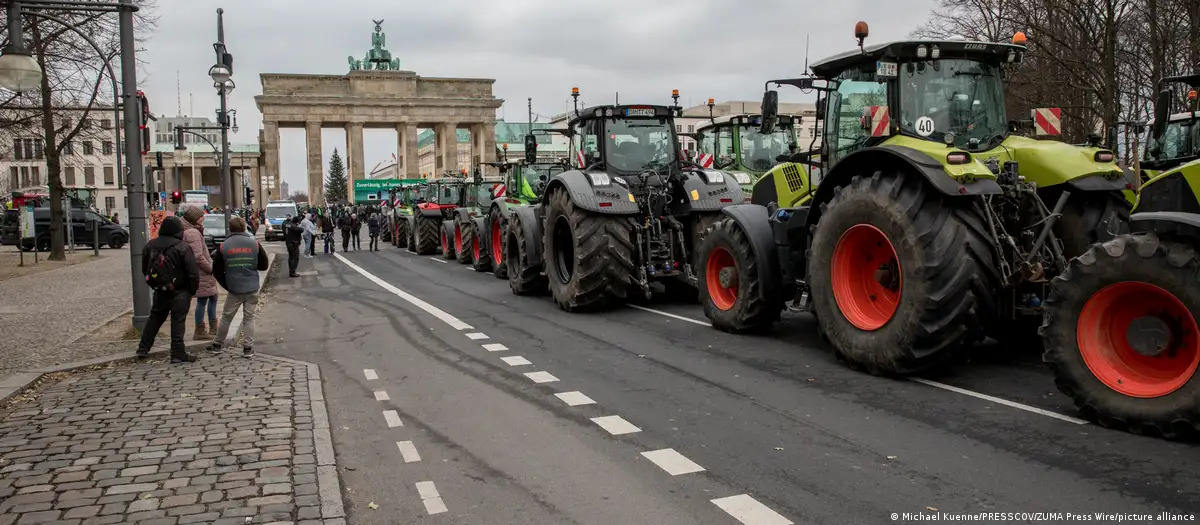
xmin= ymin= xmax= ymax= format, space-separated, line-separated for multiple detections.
xmin=289 ymin=192 xmax=310 ymax=203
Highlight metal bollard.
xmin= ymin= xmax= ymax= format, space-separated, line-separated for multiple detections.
xmin=93 ymin=220 xmax=100 ymax=256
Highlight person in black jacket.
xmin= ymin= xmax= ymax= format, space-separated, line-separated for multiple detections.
xmin=136 ymin=215 xmax=200 ymax=363
xmin=338 ymin=212 xmax=353 ymax=251
xmin=285 ymin=215 xmax=304 ymax=277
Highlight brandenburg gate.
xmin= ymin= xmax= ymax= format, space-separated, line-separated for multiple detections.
xmin=255 ymin=20 xmax=502 ymax=203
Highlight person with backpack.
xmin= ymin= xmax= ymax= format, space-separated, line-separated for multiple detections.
xmin=208 ymin=216 xmax=269 ymax=358
xmin=367 ymin=212 xmax=381 ymax=251
xmin=136 ymin=215 xmax=200 ymax=363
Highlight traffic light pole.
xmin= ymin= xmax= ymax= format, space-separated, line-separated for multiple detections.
xmin=119 ymin=0 xmax=151 ymax=329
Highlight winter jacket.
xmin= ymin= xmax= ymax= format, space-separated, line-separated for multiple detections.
xmin=213 ymin=232 xmax=269 ymax=295
xmin=181 ymin=220 xmax=218 ymax=297
xmin=367 ymin=214 xmax=380 ymax=235
xmin=284 ymin=220 xmax=304 ymax=244
xmin=337 ymin=215 xmax=352 ymax=232
xmin=143 ymin=216 xmax=199 ymax=295
xmin=320 ymin=216 xmax=335 ymax=233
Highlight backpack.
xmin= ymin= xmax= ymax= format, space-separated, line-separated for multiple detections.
xmin=145 ymin=241 xmax=180 ymax=291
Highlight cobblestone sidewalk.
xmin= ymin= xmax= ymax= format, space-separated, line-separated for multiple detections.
xmin=0 ymin=352 xmax=343 ymax=525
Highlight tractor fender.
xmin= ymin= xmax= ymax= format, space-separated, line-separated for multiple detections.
xmin=542 ymin=170 xmax=639 ymax=214
xmin=418 ymin=206 xmax=443 ymax=218
xmin=1130 ymin=211 xmax=1200 ymax=237
xmin=718 ymin=204 xmax=783 ymax=306
xmin=510 ymin=204 xmax=545 ymax=263
xmin=471 ymin=216 xmax=487 ymax=238
xmin=455 ymin=208 xmax=473 ymax=224
xmin=1066 ymin=173 xmax=1129 ymax=192
xmin=678 ymin=170 xmax=745 ymax=212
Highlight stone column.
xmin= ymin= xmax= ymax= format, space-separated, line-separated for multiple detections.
xmin=438 ymin=122 xmax=458 ymax=176
xmin=251 ymin=165 xmax=263 ymax=210
xmin=480 ymin=122 xmax=497 ymax=166
xmin=347 ymin=123 xmax=365 ymax=192
xmin=404 ymin=124 xmax=419 ymax=179
xmin=305 ymin=121 xmax=324 ymax=205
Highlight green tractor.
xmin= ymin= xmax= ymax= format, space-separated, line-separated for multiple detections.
xmin=387 ymin=181 xmax=424 ymax=248
xmin=443 ymin=168 xmax=505 ymax=266
xmin=504 ymin=89 xmax=744 ymax=311
xmin=697 ymin=24 xmax=1129 ymax=374
xmin=692 ymin=109 xmax=805 ymax=196
xmin=479 ymin=133 xmax=571 ymax=277
xmin=403 ymin=176 xmax=464 ymax=256
xmin=1040 ymin=74 xmax=1200 ymax=438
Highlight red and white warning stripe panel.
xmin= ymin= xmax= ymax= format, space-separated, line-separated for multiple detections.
xmin=577 ymin=151 xmax=586 ymax=168
xmin=697 ymin=153 xmax=714 ymax=168
xmin=866 ymin=105 xmax=890 ymax=137
xmin=492 ymin=184 xmax=506 ymax=198
xmin=1032 ymin=108 xmax=1062 ymax=136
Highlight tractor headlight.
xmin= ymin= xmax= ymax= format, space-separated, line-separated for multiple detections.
xmin=731 ymin=172 xmax=751 ymax=185
xmin=588 ymin=173 xmax=611 ymax=186
xmin=703 ymin=170 xmax=724 ymax=184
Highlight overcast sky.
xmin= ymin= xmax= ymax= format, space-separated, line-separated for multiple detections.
xmin=141 ymin=0 xmax=939 ymax=196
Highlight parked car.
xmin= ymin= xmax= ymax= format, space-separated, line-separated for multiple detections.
xmin=0 ymin=208 xmax=128 ymax=251
xmin=202 ymin=213 xmax=229 ymax=252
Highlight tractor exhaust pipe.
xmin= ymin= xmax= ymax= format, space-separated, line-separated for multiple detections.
xmin=1027 ymin=190 xmax=1070 ymax=263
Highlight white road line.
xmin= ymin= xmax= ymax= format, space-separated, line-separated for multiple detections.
xmin=363 ymin=369 xmax=378 ymax=380
xmin=524 ymin=371 xmax=559 ymax=383
xmin=335 ymin=254 xmax=474 ymax=330
xmin=590 ymin=415 xmax=641 ymax=435
xmin=910 ymin=378 xmax=1089 ymax=425
xmin=383 ymin=410 xmax=403 ymax=428
xmin=396 ymin=441 xmax=421 ymax=463
xmin=415 ymin=481 xmax=448 ymax=514
xmin=373 ymin=391 xmax=390 ymax=401
xmin=641 ymin=448 xmax=706 ymax=475
xmin=628 ymin=304 xmax=709 ymax=326
xmin=501 ymin=355 xmax=532 ymax=367
xmin=465 ymin=332 xmax=489 ymax=340
xmin=482 ymin=343 xmax=509 ymax=352
xmin=554 ymin=391 xmax=596 ymax=406
xmin=429 ymin=257 xmax=448 ymax=264
xmin=711 ymin=494 xmax=793 ymax=525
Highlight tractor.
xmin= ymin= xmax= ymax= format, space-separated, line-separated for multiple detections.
xmin=387 ymin=181 xmax=423 ymax=248
xmin=504 ymin=88 xmax=744 ymax=311
xmin=403 ymin=176 xmax=464 ymax=255
xmin=1040 ymin=74 xmax=1200 ymax=438
xmin=443 ymin=167 xmax=505 ymax=266
xmin=696 ymin=23 xmax=1130 ymax=374
xmin=692 ymin=106 xmax=806 ymax=196
xmin=479 ymin=133 xmax=570 ymax=277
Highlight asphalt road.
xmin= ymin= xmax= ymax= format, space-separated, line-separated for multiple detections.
xmin=253 ymin=241 xmax=1200 ymax=524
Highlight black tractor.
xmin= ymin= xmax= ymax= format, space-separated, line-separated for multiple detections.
xmin=504 ymin=88 xmax=744 ymax=311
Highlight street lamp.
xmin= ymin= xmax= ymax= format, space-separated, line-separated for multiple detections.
xmin=0 ymin=4 xmax=41 ymax=92
xmin=207 ymin=63 xmax=231 ymax=84
xmin=210 ymin=7 xmax=235 ymax=226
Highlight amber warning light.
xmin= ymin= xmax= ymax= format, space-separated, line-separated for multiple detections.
xmin=1013 ymin=32 xmax=1027 ymax=46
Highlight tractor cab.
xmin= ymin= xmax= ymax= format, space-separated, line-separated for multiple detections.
xmin=418 ymin=177 xmax=465 ymax=217
xmin=569 ymin=104 xmax=684 ymax=180
xmin=1145 ymin=73 xmax=1200 ymax=172
xmin=695 ymin=114 xmax=797 ymax=190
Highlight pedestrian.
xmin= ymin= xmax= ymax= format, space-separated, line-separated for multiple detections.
xmin=111 ymin=211 xmax=120 ymax=225
xmin=367 ymin=212 xmax=380 ymax=251
xmin=320 ymin=211 xmax=336 ymax=254
xmin=181 ymin=206 xmax=218 ymax=340
xmin=136 ymin=215 xmax=200 ymax=363
xmin=300 ymin=212 xmax=316 ymax=259
xmin=208 ymin=216 xmax=268 ymax=358
xmin=285 ymin=215 xmax=303 ymax=277
xmin=351 ymin=213 xmax=362 ymax=250
xmin=338 ymin=212 xmax=353 ymax=251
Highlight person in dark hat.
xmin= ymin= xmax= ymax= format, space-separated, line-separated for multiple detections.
xmin=136 ymin=215 xmax=200 ymax=363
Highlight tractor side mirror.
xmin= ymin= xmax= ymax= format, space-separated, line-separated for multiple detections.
xmin=524 ymin=134 xmax=537 ymax=164
xmin=1151 ymin=89 xmax=1171 ymax=140
xmin=760 ymin=90 xmax=779 ymax=134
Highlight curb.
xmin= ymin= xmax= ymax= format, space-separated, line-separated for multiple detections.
xmin=63 ymin=306 xmax=134 ymax=348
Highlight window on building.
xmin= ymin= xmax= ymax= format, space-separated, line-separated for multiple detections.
xmin=31 ymin=166 xmax=39 ymax=186
xmin=63 ymin=141 xmax=73 ymax=155
xmin=687 ymin=125 xmax=694 ymax=133
xmin=102 ymin=141 xmax=113 ymax=155
xmin=13 ymin=139 xmax=22 ymax=160
xmin=676 ymin=125 xmax=682 ymax=132
xmin=9 ymin=167 xmax=18 ymax=188
xmin=103 ymin=166 xmax=114 ymax=185
xmin=81 ymin=118 xmax=92 ymax=129
xmin=123 ymin=195 xmax=128 ymax=209
xmin=100 ymin=119 xmax=111 ymax=130
xmin=62 ymin=117 xmax=72 ymax=129
xmin=84 ymin=166 xmax=95 ymax=186
xmin=65 ymin=166 xmax=76 ymax=186
xmin=83 ymin=141 xmax=93 ymax=155
xmin=20 ymin=166 xmax=29 ymax=186
xmin=105 ymin=196 xmax=116 ymax=211
xmin=33 ymin=139 xmax=42 ymax=159
xmin=23 ymin=139 xmax=33 ymax=160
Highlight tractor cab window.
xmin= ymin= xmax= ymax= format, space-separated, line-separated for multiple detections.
xmin=1149 ymin=118 xmax=1198 ymax=162
xmin=713 ymin=126 xmax=736 ymax=169
xmin=825 ymin=69 xmax=888 ymax=165
xmin=604 ymin=118 xmax=676 ymax=173
xmin=438 ymin=185 xmax=461 ymax=205
xmin=898 ymin=59 xmax=1007 ymax=151
xmin=571 ymin=119 xmax=600 ymax=169
xmin=739 ymin=125 xmax=792 ymax=171
xmin=697 ymin=129 xmax=716 ymax=157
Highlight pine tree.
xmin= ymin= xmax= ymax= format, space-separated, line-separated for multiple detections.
xmin=325 ymin=148 xmax=348 ymax=203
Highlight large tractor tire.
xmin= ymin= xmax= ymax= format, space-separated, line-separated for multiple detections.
xmin=395 ymin=220 xmax=409 ymax=249
xmin=543 ymin=187 xmax=635 ymax=311
xmin=1041 ymin=233 xmax=1200 ymax=438
xmin=807 ymin=171 xmax=1000 ymax=375
xmin=440 ymin=223 xmax=456 ymax=260
xmin=456 ymin=222 xmax=473 ymax=264
xmin=413 ymin=215 xmax=439 ymax=255
xmin=689 ymin=212 xmax=723 ymax=269
xmin=469 ymin=221 xmax=492 ymax=272
xmin=1055 ymin=192 xmax=1130 ymax=259
xmin=699 ymin=219 xmax=783 ymax=332
xmin=490 ymin=212 xmax=509 ymax=279
xmin=506 ymin=212 xmax=546 ymax=295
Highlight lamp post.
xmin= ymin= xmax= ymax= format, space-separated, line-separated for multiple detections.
xmin=209 ymin=8 xmax=236 ymax=227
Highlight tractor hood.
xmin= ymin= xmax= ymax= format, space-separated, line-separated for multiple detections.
xmin=1134 ymin=157 xmax=1200 ymax=213
xmin=997 ymin=136 xmax=1125 ymax=190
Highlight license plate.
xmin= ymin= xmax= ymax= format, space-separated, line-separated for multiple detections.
xmin=625 ymin=108 xmax=655 ymax=117
xmin=876 ymin=61 xmax=898 ymax=78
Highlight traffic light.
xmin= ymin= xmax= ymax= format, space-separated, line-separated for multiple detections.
xmin=170 ymin=191 xmax=182 ymax=204
xmin=137 ymin=91 xmax=151 ymax=155
xmin=245 ymin=187 xmax=252 ymax=205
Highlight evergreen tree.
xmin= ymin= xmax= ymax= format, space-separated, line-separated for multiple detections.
xmin=325 ymin=148 xmax=348 ymax=203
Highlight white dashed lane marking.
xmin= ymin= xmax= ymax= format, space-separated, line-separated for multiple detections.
xmin=501 ymin=356 xmax=532 ymax=367
xmin=553 ymin=391 xmax=596 ymax=406
xmin=465 ymin=332 xmax=489 ymax=340
xmin=416 ymin=481 xmax=448 ymax=514
xmin=429 ymin=257 xmax=448 ymax=264
xmin=363 ymin=369 xmax=378 ymax=380
xmin=590 ymin=415 xmax=641 ymax=435
xmin=373 ymin=391 xmax=390 ymax=401
xmin=482 ymin=343 xmax=509 ymax=352
xmin=641 ymin=448 xmax=705 ymax=476
xmin=711 ymin=494 xmax=793 ymax=525
xmin=396 ymin=441 xmax=422 ymax=463
xmin=335 ymin=254 xmax=473 ymax=330
xmin=383 ymin=410 xmax=403 ymax=428
xmin=524 ymin=371 xmax=559 ymax=384
xmin=628 ymin=304 xmax=710 ymax=326
xmin=910 ymin=378 xmax=1089 ymax=424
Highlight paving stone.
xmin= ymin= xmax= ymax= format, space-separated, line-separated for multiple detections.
xmin=177 ymin=512 xmax=219 ymax=524
xmin=127 ymin=498 xmax=159 ymax=513
xmin=62 ymin=506 xmax=101 ymax=519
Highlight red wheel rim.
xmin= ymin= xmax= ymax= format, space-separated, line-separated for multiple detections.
xmin=831 ymin=224 xmax=901 ymax=331
xmin=1077 ymin=281 xmax=1199 ymax=398
xmin=706 ymin=246 xmax=738 ymax=311
xmin=491 ymin=219 xmax=503 ymax=266
xmin=455 ymin=226 xmax=462 ymax=253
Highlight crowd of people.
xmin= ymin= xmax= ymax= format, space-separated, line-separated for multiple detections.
xmin=282 ymin=204 xmax=385 ymax=277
